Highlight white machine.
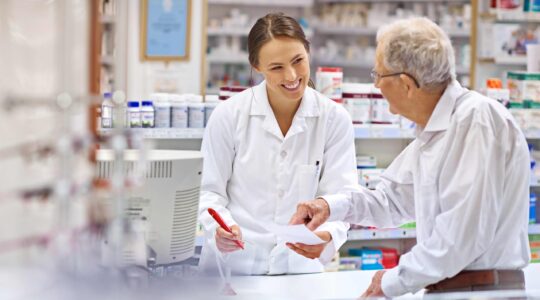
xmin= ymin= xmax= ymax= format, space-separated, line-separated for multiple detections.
xmin=96 ymin=149 xmax=202 ymax=266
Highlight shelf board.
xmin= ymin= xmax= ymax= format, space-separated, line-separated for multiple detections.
xmin=99 ymin=15 xmax=115 ymax=24
xmin=208 ymin=0 xmax=313 ymax=6
xmin=207 ymin=53 xmax=249 ymax=65
xmin=314 ymin=58 xmax=374 ymax=69
xmin=207 ymin=27 xmax=250 ymax=36
xmin=100 ymin=55 xmax=114 ymax=66
xmin=494 ymin=56 xmax=527 ymax=65
xmin=313 ymin=25 xmax=469 ymax=38
xmin=207 ymin=27 xmax=314 ymax=37
xmin=530 ymin=224 xmax=540 ymax=235
xmin=99 ymin=126 xmax=540 ymax=140
xmin=348 ymin=224 xmax=540 ymax=241
xmin=99 ymin=128 xmax=205 ymax=139
xmin=455 ymin=66 xmax=470 ymax=74
xmin=348 ymin=228 xmax=416 ymax=241
xmin=317 ymin=0 xmax=468 ymax=3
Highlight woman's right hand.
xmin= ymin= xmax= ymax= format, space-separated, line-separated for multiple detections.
xmin=215 ymin=225 xmax=243 ymax=253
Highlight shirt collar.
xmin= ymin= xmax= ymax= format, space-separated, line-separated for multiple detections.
xmin=249 ymin=80 xmax=320 ymax=117
xmin=423 ymin=80 xmax=468 ymax=133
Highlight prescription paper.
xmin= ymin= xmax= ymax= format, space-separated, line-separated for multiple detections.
xmin=266 ymin=223 xmax=325 ymax=245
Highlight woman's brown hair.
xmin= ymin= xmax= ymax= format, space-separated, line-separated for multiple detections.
xmin=247 ymin=12 xmax=315 ymax=88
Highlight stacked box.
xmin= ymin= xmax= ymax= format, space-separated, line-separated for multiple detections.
xmin=507 ymin=71 xmax=540 ymax=107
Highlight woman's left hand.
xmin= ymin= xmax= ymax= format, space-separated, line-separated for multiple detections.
xmin=286 ymin=231 xmax=332 ymax=259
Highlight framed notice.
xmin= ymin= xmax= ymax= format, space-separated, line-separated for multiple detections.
xmin=141 ymin=0 xmax=191 ymax=61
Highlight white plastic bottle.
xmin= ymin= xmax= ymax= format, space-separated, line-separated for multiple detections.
xmin=101 ymin=92 xmax=113 ymax=128
xmin=141 ymin=100 xmax=155 ymax=128
xmin=127 ymin=101 xmax=141 ymax=128
xmin=152 ymin=94 xmax=171 ymax=128
xmin=171 ymin=95 xmax=189 ymax=128
xmin=188 ymin=95 xmax=205 ymax=128
xmin=204 ymin=95 xmax=220 ymax=126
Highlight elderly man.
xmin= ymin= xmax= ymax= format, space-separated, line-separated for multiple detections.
xmin=289 ymin=17 xmax=530 ymax=297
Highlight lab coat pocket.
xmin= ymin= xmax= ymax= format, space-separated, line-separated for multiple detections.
xmin=296 ymin=164 xmax=319 ymax=201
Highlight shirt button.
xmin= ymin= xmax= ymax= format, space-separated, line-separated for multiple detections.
xmin=280 ymin=151 xmax=287 ymax=158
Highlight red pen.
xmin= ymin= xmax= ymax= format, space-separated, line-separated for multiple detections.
xmin=207 ymin=208 xmax=244 ymax=250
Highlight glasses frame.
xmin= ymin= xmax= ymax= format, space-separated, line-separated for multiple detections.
xmin=370 ymin=70 xmax=420 ymax=88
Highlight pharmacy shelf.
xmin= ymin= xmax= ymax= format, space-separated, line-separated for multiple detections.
xmin=354 ymin=125 xmax=415 ymax=139
xmin=99 ymin=15 xmax=115 ymax=24
xmin=207 ymin=27 xmax=250 ymax=36
xmin=531 ymin=224 xmax=540 ymax=235
xmin=99 ymin=128 xmax=205 ymax=139
xmin=494 ymin=56 xmax=527 ymax=66
xmin=314 ymin=25 xmax=470 ymax=38
xmin=207 ymin=53 xmax=249 ymax=65
xmin=456 ymin=66 xmax=470 ymax=75
xmin=317 ymin=0 xmax=468 ymax=3
xmin=99 ymin=126 xmax=540 ymax=140
xmin=523 ymin=129 xmax=540 ymax=140
xmin=100 ymin=55 xmax=114 ymax=66
xmin=348 ymin=228 xmax=417 ymax=241
xmin=208 ymin=0 xmax=313 ymax=6
xmin=314 ymin=58 xmax=374 ymax=69
xmin=348 ymin=224 xmax=540 ymax=241
xmin=207 ymin=27 xmax=314 ymax=37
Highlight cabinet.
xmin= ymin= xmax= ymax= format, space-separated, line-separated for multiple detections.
xmin=203 ymin=0 xmax=474 ymax=93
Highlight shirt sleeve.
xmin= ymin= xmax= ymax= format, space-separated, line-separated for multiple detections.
xmin=324 ymin=142 xmax=417 ymax=227
xmin=382 ymin=120 xmax=509 ymax=297
xmin=314 ymin=105 xmax=356 ymax=261
xmin=198 ymin=103 xmax=237 ymax=235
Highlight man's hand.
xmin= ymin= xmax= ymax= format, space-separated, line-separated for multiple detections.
xmin=286 ymin=231 xmax=332 ymax=259
xmin=288 ymin=198 xmax=331 ymax=231
xmin=215 ymin=225 xmax=243 ymax=253
xmin=360 ymin=270 xmax=386 ymax=298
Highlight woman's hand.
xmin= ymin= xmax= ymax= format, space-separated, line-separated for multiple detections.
xmin=286 ymin=231 xmax=332 ymax=259
xmin=215 ymin=225 xmax=243 ymax=253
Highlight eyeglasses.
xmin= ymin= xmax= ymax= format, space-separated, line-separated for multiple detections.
xmin=370 ymin=70 xmax=420 ymax=88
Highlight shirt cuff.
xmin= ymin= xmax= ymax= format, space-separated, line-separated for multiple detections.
xmin=381 ymin=266 xmax=408 ymax=297
xmin=319 ymin=194 xmax=349 ymax=222
xmin=316 ymin=222 xmax=347 ymax=264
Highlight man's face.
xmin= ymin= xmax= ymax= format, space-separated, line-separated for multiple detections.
xmin=373 ymin=46 xmax=408 ymax=116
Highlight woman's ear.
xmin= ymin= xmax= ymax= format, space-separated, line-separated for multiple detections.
xmin=252 ymin=64 xmax=261 ymax=73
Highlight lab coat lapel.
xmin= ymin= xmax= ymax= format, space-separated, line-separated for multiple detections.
xmin=249 ymin=81 xmax=285 ymax=141
xmin=285 ymin=88 xmax=320 ymax=141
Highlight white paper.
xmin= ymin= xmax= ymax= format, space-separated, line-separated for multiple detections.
xmin=266 ymin=223 xmax=325 ymax=245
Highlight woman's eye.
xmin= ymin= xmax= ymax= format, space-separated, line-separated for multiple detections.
xmin=293 ymin=58 xmax=303 ymax=64
xmin=271 ymin=66 xmax=282 ymax=71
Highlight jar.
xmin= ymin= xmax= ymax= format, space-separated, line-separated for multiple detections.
xmin=342 ymin=83 xmax=371 ymax=124
xmin=127 ymin=101 xmax=141 ymax=128
xmin=141 ymin=100 xmax=155 ymax=128
xmin=170 ymin=95 xmax=188 ymax=128
xmin=153 ymin=94 xmax=171 ymax=128
xmin=187 ymin=95 xmax=205 ymax=128
xmin=204 ymin=95 xmax=220 ymax=127
xmin=219 ymin=86 xmax=231 ymax=101
xmin=316 ymin=67 xmax=343 ymax=103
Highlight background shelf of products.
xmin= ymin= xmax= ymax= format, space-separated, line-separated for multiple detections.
xmin=204 ymin=0 xmax=473 ymax=93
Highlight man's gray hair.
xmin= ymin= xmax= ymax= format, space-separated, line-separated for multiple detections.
xmin=376 ymin=17 xmax=456 ymax=91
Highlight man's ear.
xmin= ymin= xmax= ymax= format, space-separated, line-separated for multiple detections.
xmin=400 ymin=73 xmax=415 ymax=98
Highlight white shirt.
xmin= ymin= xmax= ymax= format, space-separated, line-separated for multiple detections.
xmin=325 ymin=81 xmax=531 ymax=296
xmin=198 ymin=81 xmax=358 ymax=275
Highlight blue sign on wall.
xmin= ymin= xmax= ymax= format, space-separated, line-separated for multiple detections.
xmin=141 ymin=0 xmax=190 ymax=61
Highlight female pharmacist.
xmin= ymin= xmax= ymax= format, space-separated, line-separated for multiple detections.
xmin=197 ymin=13 xmax=358 ymax=275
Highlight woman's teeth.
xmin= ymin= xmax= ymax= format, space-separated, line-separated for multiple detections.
xmin=283 ymin=80 xmax=300 ymax=90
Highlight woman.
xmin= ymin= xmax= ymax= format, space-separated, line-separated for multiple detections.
xmin=198 ymin=13 xmax=358 ymax=275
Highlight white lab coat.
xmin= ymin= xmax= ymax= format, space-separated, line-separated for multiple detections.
xmin=325 ymin=81 xmax=531 ymax=296
xmin=198 ymin=81 xmax=358 ymax=275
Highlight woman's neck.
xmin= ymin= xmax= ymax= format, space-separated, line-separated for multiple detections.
xmin=267 ymin=87 xmax=302 ymax=136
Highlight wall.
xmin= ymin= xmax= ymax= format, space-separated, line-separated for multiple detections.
xmin=125 ymin=0 xmax=205 ymax=99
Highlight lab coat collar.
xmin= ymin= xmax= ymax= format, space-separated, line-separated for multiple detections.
xmin=249 ymin=81 xmax=321 ymax=117
xmin=249 ymin=81 xmax=320 ymax=141
xmin=423 ymin=80 xmax=467 ymax=133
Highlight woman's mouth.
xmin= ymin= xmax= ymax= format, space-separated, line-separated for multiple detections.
xmin=282 ymin=79 xmax=302 ymax=92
